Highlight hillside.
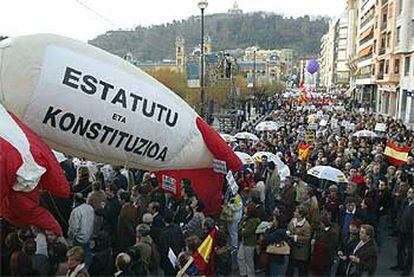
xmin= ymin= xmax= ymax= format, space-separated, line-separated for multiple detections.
xmin=89 ymin=12 xmax=329 ymax=61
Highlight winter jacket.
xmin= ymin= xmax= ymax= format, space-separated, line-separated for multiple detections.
xmin=287 ymin=218 xmax=311 ymax=261
xmin=240 ymin=217 xmax=261 ymax=246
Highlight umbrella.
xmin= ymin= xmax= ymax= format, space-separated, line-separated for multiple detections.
xmin=220 ymin=133 xmax=237 ymax=142
xmin=352 ymin=130 xmax=378 ymax=138
xmin=252 ymin=152 xmax=291 ymax=181
xmin=235 ymin=151 xmax=254 ymax=166
xmin=255 ymin=121 xmax=279 ymax=132
xmin=307 ymin=166 xmax=348 ymax=183
xmin=235 ymin=132 xmax=259 ymax=141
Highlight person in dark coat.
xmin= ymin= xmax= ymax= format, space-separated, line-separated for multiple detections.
xmin=148 ymin=201 xmax=165 ymax=245
xmin=117 ymin=192 xmax=139 ymax=251
xmin=390 ymin=187 xmax=414 ymax=276
xmin=113 ymin=167 xmax=129 ymax=191
xmin=336 ymin=219 xmax=362 ymax=276
xmin=345 ymin=224 xmax=378 ymax=276
xmin=103 ymin=183 xmax=121 ymax=244
xmin=159 ymin=209 xmax=185 ymax=276
xmin=310 ymin=214 xmax=339 ymax=276
xmin=338 ymin=197 xmax=363 ymax=242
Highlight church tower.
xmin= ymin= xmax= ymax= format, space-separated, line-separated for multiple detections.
xmin=175 ymin=35 xmax=185 ymax=73
xmin=228 ymin=1 xmax=243 ymax=15
xmin=204 ymin=35 xmax=212 ymax=54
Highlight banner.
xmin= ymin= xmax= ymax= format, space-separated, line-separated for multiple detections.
xmin=226 ymin=171 xmax=238 ymax=194
xmin=162 ymin=175 xmax=177 ymax=194
xmin=187 ymin=61 xmax=200 ymax=88
xmin=213 ymin=159 xmax=227 ymax=174
xmin=375 ymin=123 xmax=386 ymax=132
xmin=305 ymin=130 xmax=316 ymax=144
xmin=247 ymin=72 xmax=254 ymax=88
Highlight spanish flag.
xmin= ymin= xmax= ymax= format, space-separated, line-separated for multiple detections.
xmin=298 ymin=142 xmax=311 ymax=162
xmin=178 ymin=226 xmax=218 ymax=276
xmin=384 ymin=141 xmax=410 ymax=166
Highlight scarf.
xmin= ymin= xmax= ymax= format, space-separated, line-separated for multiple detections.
xmin=67 ymin=263 xmax=85 ymax=277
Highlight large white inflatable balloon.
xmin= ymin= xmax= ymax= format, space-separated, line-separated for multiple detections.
xmin=0 ymin=34 xmax=226 ymax=171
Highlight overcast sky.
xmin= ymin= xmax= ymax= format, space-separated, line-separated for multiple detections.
xmin=0 ymin=0 xmax=346 ymax=41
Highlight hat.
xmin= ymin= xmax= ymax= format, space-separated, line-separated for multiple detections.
xmin=255 ymin=221 xmax=272 ymax=234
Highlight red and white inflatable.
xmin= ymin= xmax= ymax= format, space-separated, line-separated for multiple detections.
xmin=0 ymin=34 xmax=241 ymax=216
xmin=0 ymin=103 xmax=70 ymax=235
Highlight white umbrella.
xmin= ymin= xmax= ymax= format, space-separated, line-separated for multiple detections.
xmin=235 ymin=132 xmax=259 ymax=141
xmin=308 ymin=166 xmax=348 ymax=183
xmin=252 ymin=152 xmax=291 ymax=181
xmin=235 ymin=151 xmax=254 ymax=166
xmin=255 ymin=121 xmax=279 ymax=132
xmin=220 ymin=133 xmax=237 ymax=142
xmin=352 ymin=130 xmax=378 ymax=138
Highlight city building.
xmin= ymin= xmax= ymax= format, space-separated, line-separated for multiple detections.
xmin=355 ymin=0 xmax=377 ymax=109
xmin=374 ymin=0 xmax=400 ymax=117
xmin=395 ymin=0 xmax=414 ymax=124
xmin=346 ymin=0 xmax=361 ymax=95
xmin=319 ymin=4 xmax=356 ymax=92
xmin=333 ymin=11 xmax=351 ymax=89
xmin=319 ymin=23 xmax=336 ymax=90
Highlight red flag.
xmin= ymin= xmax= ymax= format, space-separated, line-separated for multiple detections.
xmin=384 ymin=141 xmax=410 ymax=166
xmin=0 ymin=106 xmax=70 ymax=235
xmin=298 ymin=142 xmax=311 ymax=162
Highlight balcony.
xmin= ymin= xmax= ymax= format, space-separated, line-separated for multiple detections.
xmin=360 ymin=14 xmax=374 ymax=29
xmin=360 ymin=35 xmax=373 ymax=45
xmin=376 ymin=73 xmax=400 ymax=83
xmin=357 ymin=72 xmax=372 ymax=79
xmin=359 ymin=54 xmax=373 ymax=62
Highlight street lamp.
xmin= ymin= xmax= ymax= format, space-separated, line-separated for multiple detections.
xmin=198 ymin=0 xmax=208 ymax=119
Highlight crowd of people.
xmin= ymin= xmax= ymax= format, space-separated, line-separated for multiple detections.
xmin=1 ymin=94 xmax=413 ymax=277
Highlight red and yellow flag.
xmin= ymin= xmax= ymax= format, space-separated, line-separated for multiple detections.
xmin=384 ymin=141 xmax=410 ymax=166
xmin=298 ymin=142 xmax=311 ymax=162
xmin=179 ymin=226 xmax=218 ymax=276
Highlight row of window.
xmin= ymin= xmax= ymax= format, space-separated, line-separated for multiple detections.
xmin=377 ymin=56 xmax=412 ymax=76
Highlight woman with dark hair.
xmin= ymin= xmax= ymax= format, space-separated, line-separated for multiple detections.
xmin=173 ymin=178 xmax=195 ymax=225
xmin=359 ymin=198 xmax=378 ymax=231
xmin=10 ymin=250 xmax=36 ymax=276
xmin=74 ymin=167 xmax=92 ymax=197
xmin=237 ymin=202 xmax=260 ymax=277
xmin=215 ymin=230 xmax=232 ymax=276
xmin=49 ymin=241 xmax=69 ymax=276
xmin=182 ymin=196 xmax=205 ymax=238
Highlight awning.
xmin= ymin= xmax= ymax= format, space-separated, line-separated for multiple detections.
xmin=360 ymin=26 xmax=374 ymax=40
xmin=359 ymin=45 xmax=373 ymax=58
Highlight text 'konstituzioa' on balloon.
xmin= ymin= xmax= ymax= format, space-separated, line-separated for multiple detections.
xmin=42 ymin=105 xmax=168 ymax=161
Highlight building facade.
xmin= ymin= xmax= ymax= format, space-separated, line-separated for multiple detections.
xmin=355 ymin=0 xmax=377 ymax=109
xmin=374 ymin=0 xmax=400 ymax=117
xmin=395 ymin=0 xmax=414 ymax=124
xmin=319 ymin=0 xmax=414 ymax=125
